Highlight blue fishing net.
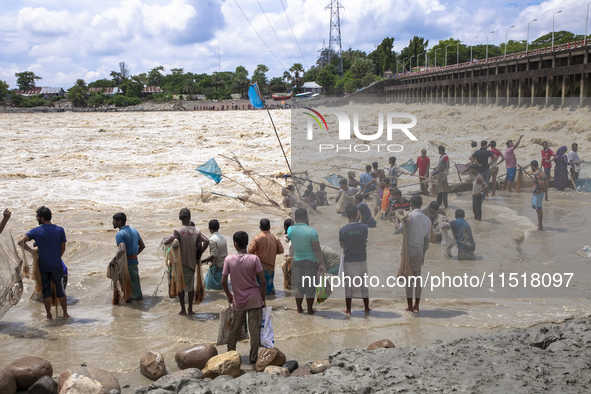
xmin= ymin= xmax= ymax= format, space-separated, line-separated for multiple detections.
xmin=324 ymin=174 xmax=345 ymax=187
xmin=248 ymin=84 xmax=264 ymax=109
xmin=196 ymin=158 xmax=223 ymax=184
xmin=575 ymin=179 xmax=591 ymax=192
xmin=400 ymin=159 xmax=416 ymax=173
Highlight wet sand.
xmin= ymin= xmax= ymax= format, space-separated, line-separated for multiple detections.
xmin=0 ymin=106 xmax=590 ymax=391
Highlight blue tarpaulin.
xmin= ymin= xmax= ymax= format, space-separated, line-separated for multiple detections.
xmin=248 ymin=83 xmax=264 ymax=109
xmin=196 ymin=158 xmax=223 ymax=184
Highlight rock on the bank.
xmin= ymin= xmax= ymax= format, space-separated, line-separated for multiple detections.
xmin=366 ymin=339 xmax=395 ymax=351
xmin=290 ymin=367 xmax=312 ymax=377
xmin=255 ymin=348 xmax=287 ymax=372
xmin=264 ymin=366 xmax=290 ymax=377
xmin=140 ymin=351 xmax=167 ymax=381
xmin=310 ymin=359 xmax=330 ymax=374
xmin=175 ymin=344 xmax=218 ymax=370
xmin=0 ymin=369 xmax=17 ymax=394
xmin=282 ymin=360 xmax=299 ymax=373
xmin=149 ymin=369 xmax=204 ymax=390
xmin=57 ymin=366 xmax=120 ymax=394
xmin=4 ymin=357 xmax=53 ymax=390
xmin=202 ymin=351 xmax=241 ymax=378
xmin=27 ymin=375 xmax=58 ymax=394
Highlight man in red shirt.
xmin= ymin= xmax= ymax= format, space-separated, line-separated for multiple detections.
xmin=489 ymin=141 xmax=505 ymax=196
xmin=541 ymin=141 xmax=555 ymax=201
xmin=412 ymin=149 xmax=430 ymax=196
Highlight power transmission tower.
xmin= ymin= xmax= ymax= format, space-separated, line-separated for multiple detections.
xmin=326 ymin=0 xmax=344 ymax=76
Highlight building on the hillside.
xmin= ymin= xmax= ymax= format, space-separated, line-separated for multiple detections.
xmin=14 ymin=87 xmax=65 ymax=99
xmin=87 ymin=87 xmax=121 ymax=96
xmin=301 ymin=82 xmax=322 ymax=93
xmin=141 ymin=86 xmax=163 ymax=97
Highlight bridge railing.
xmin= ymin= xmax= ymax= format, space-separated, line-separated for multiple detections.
xmin=395 ymin=40 xmax=590 ymax=79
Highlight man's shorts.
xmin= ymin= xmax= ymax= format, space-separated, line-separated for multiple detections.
xmin=292 ymin=259 xmax=318 ymax=297
xmin=532 ymin=193 xmax=544 ymax=210
xmin=544 ymin=167 xmax=551 ymax=180
xmin=490 ymin=166 xmax=499 ymax=177
xmin=506 ymin=168 xmax=516 ymax=182
xmin=41 ymin=270 xmax=66 ymax=299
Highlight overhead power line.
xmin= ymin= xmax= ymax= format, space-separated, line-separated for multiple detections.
xmin=257 ymin=0 xmax=296 ymax=67
xmin=280 ymin=0 xmax=309 ymax=69
xmin=233 ymin=0 xmax=288 ymax=72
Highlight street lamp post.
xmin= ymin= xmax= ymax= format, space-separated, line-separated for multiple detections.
xmin=526 ymin=19 xmax=537 ymax=53
xmin=425 ymin=52 xmax=428 ymax=69
xmin=470 ymin=36 xmax=478 ymax=62
xmin=552 ymin=11 xmax=562 ymax=50
xmin=457 ymin=41 xmax=462 ymax=65
xmin=434 ymin=48 xmax=440 ymax=68
xmin=410 ymin=55 xmax=416 ymax=73
xmin=445 ymin=44 xmax=451 ymax=67
xmin=504 ymin=26 xmax=515 ymax=59
xmin=586 ymin=2 xmax=591 ymax=45
xmin=486 ymin=31 xmax=494 ymax=61
xmin=403 ymin=57 xmax=407 ymax=72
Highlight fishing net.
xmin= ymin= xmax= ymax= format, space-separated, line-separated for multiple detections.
xmin=324 ymin=174 xmax=345 ymax=188
xmin=575 ymin=161 xmax=591 ymax=192
xmin=0 ymin=234 xmax=24 ymax=319
xmin=196 ymin=158 xmax=223 ymax=184
xmin=399 ymin=159 xmax=416 ymax=173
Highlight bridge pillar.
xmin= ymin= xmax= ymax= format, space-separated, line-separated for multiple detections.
xmin=531 ymin=78 xmax=536 ymax=106
xmin=518 ymin=78 xmax=522 ymax=106
xmin=561 ymin=75 xmax=566 ymax=107
xmin=506 ymin=79 xmax=510 ymax=107
xmin=496 ymin=81 xmax=499 ymax=106
xmin=545 ymin=77 xmax=550 ymax=106
xmin=581 ymin=50 xmax=588 ymax=107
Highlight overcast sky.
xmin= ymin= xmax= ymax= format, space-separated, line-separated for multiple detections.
xmin=0 ymin=0 xmax=584 ymax=88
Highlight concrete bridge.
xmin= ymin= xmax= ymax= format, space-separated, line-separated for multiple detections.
xmin=364 ymin=41 xmax=591 ymax=107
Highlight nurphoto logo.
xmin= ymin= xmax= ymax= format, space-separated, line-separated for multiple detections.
xmin=303 ymin=107 xmax=419 ymax=153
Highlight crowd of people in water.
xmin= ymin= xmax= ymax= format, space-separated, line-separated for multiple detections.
xmin=0 ymin=136 xmax=583 ymax=364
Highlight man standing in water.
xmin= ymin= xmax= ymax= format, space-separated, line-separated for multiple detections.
xmin=19 ymin=207 xmax=70 ymax=319
xmin=112 ymin=212 xmax=145 ymax=301
xmin=432 ymin=146 xmax=450 ymax=208
xmin=412 ymin=149 xmax=430 ymax=196
xmin=394 ymin=196 xmax=431 ymax=312
xmin=568 ymin=143 xmax=581 ymax=183
xmin=530 ymin=160 xmax=547 ymax=232
xmin=222 ymin=231 xmax=265 ymax=365
xmin=489 ymin=141 xmax=505 ymax=196
xmin=164 ymin=208 xmax=209 ymax=315
xmin=339 ymin=204 xmax=370 ymax=316
xmin=248 ymin=218 xmax=284 ymax=295
xmin=202 ymin=219 xmax=228 ymax=290
xmin=503 ymin=135 xmax=524 ymax=192
xmin=287 ymin=208 xmax=326 ymax=315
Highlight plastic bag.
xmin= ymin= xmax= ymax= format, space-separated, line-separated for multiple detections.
xmin=217 ymin=304 xmax=248 ymax=345
xmin=260 ymin=306 xmax=274 ymax=348
xmin=315 ymin=275 xmax=333 ymax=303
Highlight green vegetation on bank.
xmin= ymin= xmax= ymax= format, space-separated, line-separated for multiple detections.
xmin=1 ymin=30 xmax=587 ymax=107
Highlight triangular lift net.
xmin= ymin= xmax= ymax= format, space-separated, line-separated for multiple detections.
xmin=196 ymin=158 xmax=223 ymax=184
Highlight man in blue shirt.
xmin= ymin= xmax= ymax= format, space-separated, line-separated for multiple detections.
xmin=339 ymin=204 xmax=370 ymax=316
xmin=111 ymin=212 xmax=145 ymax=301
xmin=19 ymin=206 xmax=70 ymax=320
xmin=359 ymin=165 xmax=373 ymax=187
xmin=440 ymin=209 xmax=476 ymax=260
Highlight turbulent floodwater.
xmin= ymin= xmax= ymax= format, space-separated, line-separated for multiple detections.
xmin=0 ymin=106 xmax=590 ymax=388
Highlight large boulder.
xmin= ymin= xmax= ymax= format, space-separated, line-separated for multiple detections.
xmin=175 ymin=344 xmax=218 ymax=370
xmin=310 ymin=359 xmax=330 ymax=374
xmin=27 ymin=375 xmax=58 ymax=394
xmin=0 ymin=369 xmax=17 ymax=394
xmin=366 ymin=339 xmax=395 ymax=351
xmin=290 ymin=367 xmax=312 ymax=377
xmin=4 ymin=357 xmax=53 ymax=390
xmin=202 ymin=351 xmax=241 ymax=379
xmin=57 ymin=366 xmax=120 ymax=394
xmin=255 ymin=348 xmax=287 ymax=372
xmin=140 ymin=351 xmax=167 ymax=381
xmin=264 ymin=366 xmax=290 ymax=378
xmin=149 ymin=369 xmax=204 ymax=391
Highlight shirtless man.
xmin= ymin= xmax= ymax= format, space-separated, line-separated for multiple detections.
xmin=0 ymin=208 xmax=11 ymax=235
xmin=347 ymin=171 xmax=364 ymax=189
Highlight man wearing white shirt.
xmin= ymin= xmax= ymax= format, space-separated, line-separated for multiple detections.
xmin=568 ymin=143 xmax=581 ymax=183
